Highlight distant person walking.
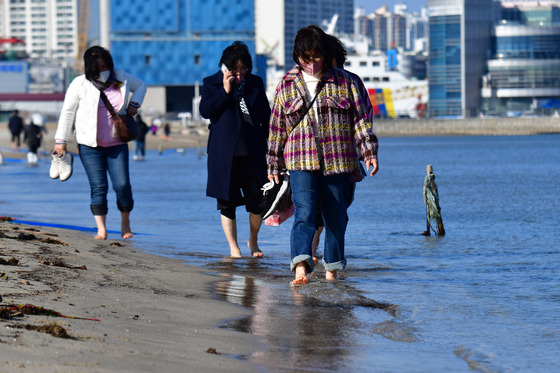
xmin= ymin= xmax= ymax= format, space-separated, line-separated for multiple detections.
xmin=163 ymin=123 xmax=171 ymax=138
xmin=8 ymin=109 xmax=24 ymax=150
xmin=24 ymin=115 xmax=45 ymax=165
xmin=53 ymin=45 xmax=147 ymax=240
xmin=133 ymin=114 xmax=149 ymax=161
xmin=199 ymin=41 xmax=271 ymax=258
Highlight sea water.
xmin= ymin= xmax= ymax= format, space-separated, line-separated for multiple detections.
xmin=1 ymin=135 xmax=559 ymax=372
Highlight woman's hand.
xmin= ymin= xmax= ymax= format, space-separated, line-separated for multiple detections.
xmin=268 ymin=174 xmax=280 ymax=184
xmin=366 ymin=158 xmax=379 ymax=177
xmin=53 ymin=143 xmax=67 ymax=156
xmin=223 ymin=71 xmax=235 ymax=94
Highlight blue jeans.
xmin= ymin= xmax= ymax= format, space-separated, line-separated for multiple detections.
xmin=289 ymin=170 xmax=349 ymax=272
xmin=134 ymin=140 xmax=145 ymax=158
xmin=78 ymin=144 xmax=133 ymax=215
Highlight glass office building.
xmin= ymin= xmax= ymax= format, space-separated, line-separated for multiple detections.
xmin=428 ymin=13 xmax=462 ymax=117
xmin=481 ymin=3 xmax=560 ymax=115
xmin=427 ymin=0 xmax=495 ymax=118
xmin=108 ymin=0 xmax=257 ymax=113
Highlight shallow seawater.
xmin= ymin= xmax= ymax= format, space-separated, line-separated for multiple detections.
xmin=1 ymin=134 xmax=559 ymax=372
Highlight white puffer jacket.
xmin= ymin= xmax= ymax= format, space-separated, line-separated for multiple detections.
xmin=55 ymin=69 xmax=147 ymax=147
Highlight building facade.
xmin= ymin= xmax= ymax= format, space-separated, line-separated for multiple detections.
xmin=107 ymin=0 xmax=257 ymax=114
xmin=255 ymin=0 xmax=354 ymax=70
xmin=0 ymin=0 xmax=77 ymax=60
xmin=481 ymin=1 xmax=560 ymax=115
xmin=427 ymin=0 xmax=495 ymax=118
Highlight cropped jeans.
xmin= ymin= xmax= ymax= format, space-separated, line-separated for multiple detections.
xmin=289 ymin=170 xmax=349 ymax=273
xmin=78 ymin=144 xmax=133 ymax=216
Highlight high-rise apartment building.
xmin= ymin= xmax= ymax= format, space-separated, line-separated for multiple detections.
xmin=255 ymin=0 xmax=354 ymax=69
xmin=0 ymin=0 xmax=77 ymax=60
xmin=427 ymin=0 xmax=496 ymax=118
xmin=388 ymin=11 xmax=407 ymax=49
xmin=355 ymin=5 xmax=428 ymax=53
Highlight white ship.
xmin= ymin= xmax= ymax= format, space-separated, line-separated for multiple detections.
xmin=264 ymin=16 xmax=428 ymax=119
xmin=338 ymin=34 xmax=428 ymax=119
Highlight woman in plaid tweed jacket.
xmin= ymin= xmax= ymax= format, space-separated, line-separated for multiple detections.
xmin=266 ymin=26 xmax=379 ymax=285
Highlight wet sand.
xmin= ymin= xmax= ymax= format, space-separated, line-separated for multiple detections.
xmin=0 ymin=221 xmax=261 ymax=372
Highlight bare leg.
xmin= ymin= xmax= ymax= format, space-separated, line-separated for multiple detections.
xmin=121 ymin=211 xmax=133 ymax=239
xmin=94 ymin=215 xmax=107 ymax=240
xmin=293 ymin=262 xmax=309 ymax=286
xmin=248 ymin=212 xmax=263 ymax=257
xmin=311 ymin=225 xmax=324 ymax=265
xmin=221 ymin=215 xmax=242 ymax=258
xmin=325 ymin=270 xmax=338 ymax=281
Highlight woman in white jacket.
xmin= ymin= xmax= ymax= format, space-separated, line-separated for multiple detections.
xmin=54 ymin=46 xmax=147 ymax=240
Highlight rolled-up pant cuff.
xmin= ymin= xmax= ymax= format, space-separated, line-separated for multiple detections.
xmin=322 ymin=258 xmax=347 ymax=271
xmin=90 ymin=204 xmax=108 ymax=216
xmin=117 ymin=200 xmax=134 ymax=213
xmin=290 ymin=255 xmax=315 ymax=273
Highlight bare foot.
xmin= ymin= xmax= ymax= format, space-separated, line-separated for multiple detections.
xmin=325 ymin=270 xmax=338 ymax=281
xmin=121 ymin=224 xmax=133 ymax=239
xmin=251 ymin=249 xmax=264 ymax=257
xmin=292 ymin=276 xmax=309 ymax=286
xmin=292 ymin=262 xmax=309 ymax=286
xmin=121 ymin=231 xmax=133 ymax=239
xmin=94 ymin=228 xmax=107 ymax=240
xmin=312 ymin=257 xmax=318 ymax=266
xmin=248 ymin=242 xmax=264 ymax=258
xmin=230 ymin=247 xmax=242 ymax=258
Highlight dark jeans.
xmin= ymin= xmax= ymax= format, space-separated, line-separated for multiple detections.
xmin=135 ymin=140 xmax=145 ymax=157
xmin=289 ymin=170 xmax=350 ymax=272
xmin=11 ymin=132 xmax=21 ymax=147
xmin=78 ymin=144 xmax=133 ymax=216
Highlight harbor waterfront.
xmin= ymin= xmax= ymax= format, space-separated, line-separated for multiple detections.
xmin=373 ymin=116 xmax=560 ymax=137
xmin=2 ymin=116 xmax=560 ymax=158
xmin=1 ymin=125 xmax=559 ymax=371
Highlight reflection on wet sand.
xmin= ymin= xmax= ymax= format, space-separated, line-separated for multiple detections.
xmin=213 ymin=259 xmax=399 ymax=371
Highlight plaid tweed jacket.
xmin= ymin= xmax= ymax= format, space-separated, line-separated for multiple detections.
xmin=266 ymin=66 xmax=378 ymax=176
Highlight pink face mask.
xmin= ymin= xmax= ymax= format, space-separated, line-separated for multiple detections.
xmin=234 ymin=73 xmax=245 ymax=84
xmin=301 ymin=61 xmax=323 ymax=75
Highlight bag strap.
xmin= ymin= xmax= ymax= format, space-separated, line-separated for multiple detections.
xmin=98 ymin=89 xmax=120 ymax=120
xmin=295 ymin=83 xmax=323 ymax=128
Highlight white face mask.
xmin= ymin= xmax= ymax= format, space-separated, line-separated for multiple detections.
xmin=98 ymin=70 xmax=110 ymax=82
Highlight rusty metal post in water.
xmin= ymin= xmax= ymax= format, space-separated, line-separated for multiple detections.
xmin=422 ymin=164 xmax=445 ymax=236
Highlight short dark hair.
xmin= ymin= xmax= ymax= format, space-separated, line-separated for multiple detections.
xmin=292 ymin=25 xmax=333 ymax=70
xmin=84 ymin=45 xmax=114 ymax=82
xmin=326 ymin=34 xmax=347 ymax=69
xmin=219 ymin=41 xmax=253 ymax=73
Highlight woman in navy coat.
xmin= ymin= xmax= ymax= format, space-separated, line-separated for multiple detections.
xmin=200 ymin=41 xmax=271 ymax=258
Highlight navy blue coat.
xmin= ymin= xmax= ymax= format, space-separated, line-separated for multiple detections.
xmin=200 ymin=71 xmax=271 ymax=201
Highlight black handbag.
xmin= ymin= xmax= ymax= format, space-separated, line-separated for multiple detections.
xmin=99 ymin=90 xmax=139 ymax=142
